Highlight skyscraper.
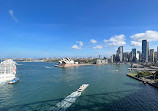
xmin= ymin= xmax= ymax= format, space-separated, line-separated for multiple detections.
xmin=111 ymin=54 xmax=115 ymax=63
xmin=142 ymin=40 xmax=149 ymax=62
xmin=155 ymin=52 xmax=157 ymax=63
xmin=118 ymin=46 xmax=123 ymax=62
xmin=123 ymin=52 xmax=129 ymax=62
xmin=137 ymin=51 xmax=141 ymax=62
xmin=150 ymin=49 xmax=154 ymax=63
xmin=132 ymin=48 xmax=136 ymax=62
xmin=157 ymin=46 xmax=158 ymax=62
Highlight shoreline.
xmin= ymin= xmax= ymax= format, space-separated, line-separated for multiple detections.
xmin=17 ymin=61 xmax=45 ymax=62
xmin=55 ymin=63 xmax=95 ymax=67
xmin=126 ymin=73 xmax=158 ymax=88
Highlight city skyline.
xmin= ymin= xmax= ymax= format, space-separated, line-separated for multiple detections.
xmin=111 ymin=39 xmax=158 ymax=64
xmin=1 ymin=0 xmax=158 ymax=58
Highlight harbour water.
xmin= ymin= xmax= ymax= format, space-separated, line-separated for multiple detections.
xmin=1 ymin=62 xmax=158 ymax=111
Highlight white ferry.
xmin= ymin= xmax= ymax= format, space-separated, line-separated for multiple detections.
xmin=50 ymin=84 xmax=89 ymax=111
xmin=0 ymin=59 xmax=16 ymax=82
xmin=77 ymin=84 xmax=89 ymax=92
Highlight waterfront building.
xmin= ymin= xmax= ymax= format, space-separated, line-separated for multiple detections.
xmin=58 ymin=58 xmax=75 ymax=66
xmin=150 ymin=49 xmax=154 ymax=63
xmin=148 ymin=48 xmax=150 ymax=61
xmin=137 ymin=51 xmax=141 ymax=62
xmin=136 ymin=52 xmax=139 ymax=61
xmin=157 ymin=47 xmax=158 ymax=62
xmin=123 ymin=52 xmax=129 ymax=62
xmin=115 ymin=53 xmax=120 ymax=62
xmin=111 ymin=54 xmax=115 ymax=63
xmin=117 ymin=46 xmax=123 ymax=62
xmin=132 ymin=48 xmax=136 ymax=62
xmin=148 ymin=42 xmax=149 ymax=61
xmin=96 ymin=59 xmax=108 ymax=64
xmin=111 ymin=56 xmax=113 ymax=63
xmin=142 ymin=40 xmax=149 ymax=62
xmin=129 ymin=51 xmax=133 ymax=62
xmin=154 ymin=52 xmax=157 ymax=63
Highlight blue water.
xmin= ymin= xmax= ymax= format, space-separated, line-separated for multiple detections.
xmin=0 ymin=62 xmax=158 ymax=111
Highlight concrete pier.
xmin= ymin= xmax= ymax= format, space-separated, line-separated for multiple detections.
xmin=126 ymin=73 xmax=158 ymax=88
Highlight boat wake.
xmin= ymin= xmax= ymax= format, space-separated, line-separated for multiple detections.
xmin=45 ymin=66 xmax=52 ymax=69
xmin=0 ymin=82 xmax=6 ymax=86
xmin=49 ymin=91 xmax=81 ymax=111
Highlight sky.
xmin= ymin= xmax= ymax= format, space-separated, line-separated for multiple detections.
xmin=0 ymin=0 xmax=158 ymax=58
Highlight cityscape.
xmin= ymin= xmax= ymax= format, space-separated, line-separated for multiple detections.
xmin=12 ymin=39 xmax=158 ymax=67
xmin=111 ymin=39 xmax=158 ymax=64
xmin=1 ymin=0 xmax=158 ymax=111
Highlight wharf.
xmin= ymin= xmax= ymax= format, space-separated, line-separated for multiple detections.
xmin=55 ymin=64 xmax=94 ymax=68
xmin=126 ymin=73 xmax=158 ymax=88
xmin=128 ymin=68 xmax=157 ymax=71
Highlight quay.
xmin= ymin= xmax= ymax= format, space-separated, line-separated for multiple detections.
xmin=55 ymin=63 xmax=94 ymax=67
xmin=128 ymin=68 xmax=157 ymax=71
xmin=126 ymin=73 xmax=158 ymax=88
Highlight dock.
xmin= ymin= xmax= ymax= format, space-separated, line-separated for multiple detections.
xmin=128 ymin=68 xmax=157 ymax=71
xmin=126 ymin=73 xmax=158 ymax=88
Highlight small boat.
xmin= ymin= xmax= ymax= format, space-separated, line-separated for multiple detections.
xmin=115 ymin=70 xmax=118 ymax=72
xmin=8 ymin=77 xmax=19 ymax=84
xmin=77 ymin=84 xmax=89 ymax=92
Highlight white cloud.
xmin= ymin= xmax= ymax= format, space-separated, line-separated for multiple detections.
xmin=103 ymin=39 xmax=108 ymax=42
xmin=72 ymin=45 xmax=81 ymax=49
xmin=131 ymin=41 xmax=141 ymax=46
xmin=76 ymin=41 xmax=83 ymax=47
xmin=130 ymin=30 xmax=158 ymax=46
xmin=108 ymin=34 xmax=126 ymax=46
xmin=72 ymin=41 xmax=83 ymax=50
xmin=90 ymin=39 xmax=97 ymax=44
xmin=9 ymin=10 xmax=19 ymax=23
xmin=93 ymin=45 xmax=102 ymax=49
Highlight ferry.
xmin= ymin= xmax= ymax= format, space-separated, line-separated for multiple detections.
xmin=0 ymin=59 xmax=17 ymax=82
xmin=8 ymin=77 xmax=19 ymax=84
xmin=50 ymin=84 xmax=89 ymax=111
xmin=77 ymin=84 xmax=89 ymax=92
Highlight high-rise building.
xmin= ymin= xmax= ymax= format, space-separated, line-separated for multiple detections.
xmin=154 ymin=52 xmax=157 ymax=63
xmin=157 ymin=47 xmax=158 ymax=62
xmin=129 ymin=51 xmax=133 ymax=62
xmin=123 ymin=52 xmax=129 ymax=62
xmin=115 ymin=53 xmax=120 ymax=62
xmin=117 ymin=46 xmax=123 ymax=62
xmin=142 ymin=40 xmax=149 ymax=62
xmin=132 ymin=48 xmax=136 ymax=62
xmin=148 ymin=42 xmax=149 ymax=61
xmin=111 ymin=54 xmax=115 ymax=63
xmin=137 ymin=51 xmax=141 ymax=62
xmin=99 ymin=55 xmax=101 ymax=59
xmin=150 ymin=49 xmax=154 ymax=63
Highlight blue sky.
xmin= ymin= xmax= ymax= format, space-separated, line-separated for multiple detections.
xmin=0 ymin=0 xmax=158 ymax=58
